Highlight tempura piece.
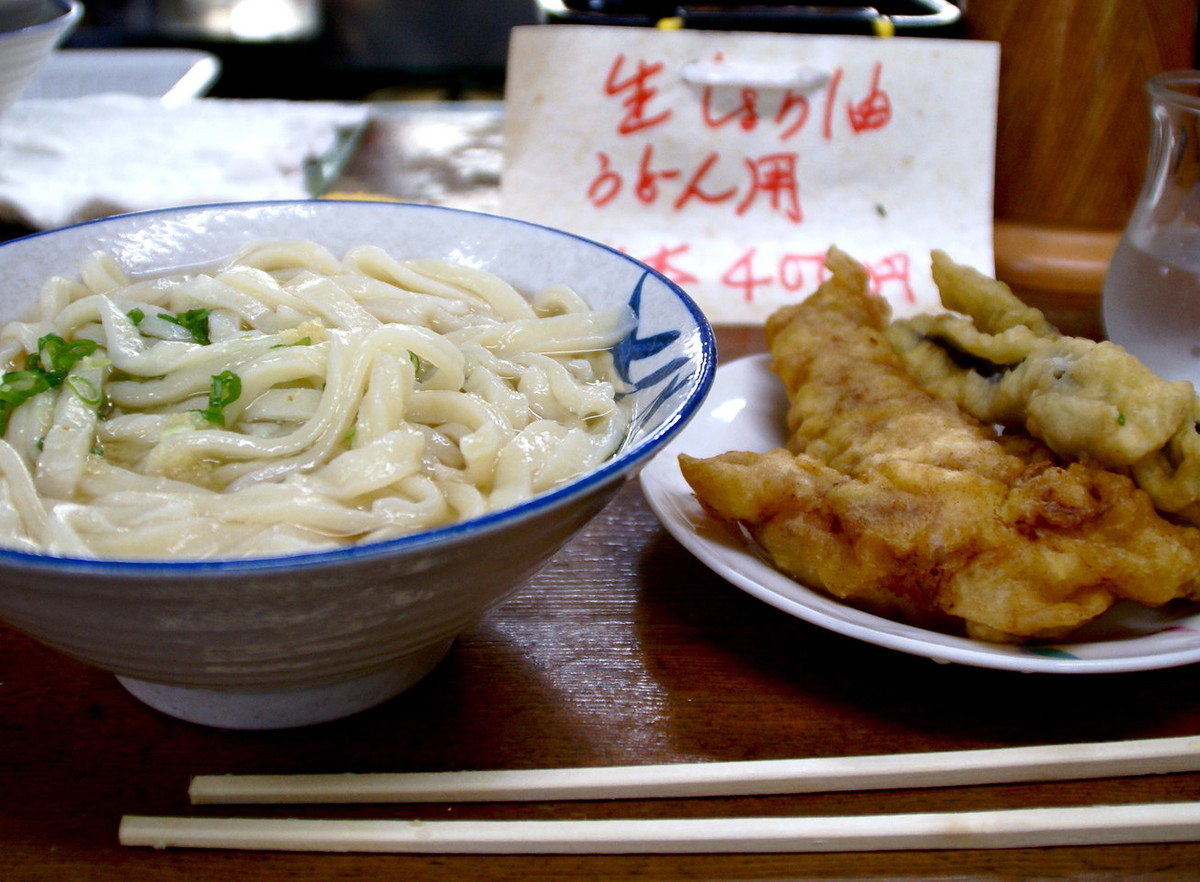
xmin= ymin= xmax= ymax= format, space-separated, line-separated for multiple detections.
xmin=929 ymin=248 xmax=1058 ymax=337
xmin=680 ymin=249 xmax=1200 ymax=643
xmin=887 ymin=251 xmax=1200 ymax=522
xmin=1133 ymin=402 xmax=1200 ymax=523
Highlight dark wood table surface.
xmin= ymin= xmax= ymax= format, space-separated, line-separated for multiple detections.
xmin=2 ymin=102 xmax=1200 ymax=881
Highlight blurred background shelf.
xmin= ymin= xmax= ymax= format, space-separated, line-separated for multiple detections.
xmin=63 ymin=0 xmax=538 ymax=101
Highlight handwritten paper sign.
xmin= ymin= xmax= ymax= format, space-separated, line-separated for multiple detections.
xmin=502 ymin=25 xmax=1000 ymax=323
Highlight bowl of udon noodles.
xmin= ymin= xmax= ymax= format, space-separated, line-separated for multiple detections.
xmin=0 ymin=200 xmax=716 ymax=728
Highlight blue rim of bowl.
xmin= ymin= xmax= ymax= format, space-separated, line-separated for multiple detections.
xmin=1 ymin=0 xmax=82 ymax=37
xmin=0 ymin=199 xmax=718 ymax=575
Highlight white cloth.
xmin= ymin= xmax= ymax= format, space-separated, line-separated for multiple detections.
xmin=0 ymin=94 xmax=369 ymax=229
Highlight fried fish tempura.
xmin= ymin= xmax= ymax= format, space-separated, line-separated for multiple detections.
xmin=888 ymin=251 xmax=1200 ymax=523
xmin=679 ymin=249 xmax=1200 ymax=643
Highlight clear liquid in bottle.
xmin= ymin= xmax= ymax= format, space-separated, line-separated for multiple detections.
xmin=1101 ymin=70 xmax=1200 ymax=390
xmin=1103 ymin=228 xmax=1200 ymax=388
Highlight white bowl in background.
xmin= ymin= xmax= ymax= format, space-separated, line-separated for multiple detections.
xmin=0 ymin=200 xmax=716 ymax=729
xmin=0 ymin=0 xmax=82 ymax=118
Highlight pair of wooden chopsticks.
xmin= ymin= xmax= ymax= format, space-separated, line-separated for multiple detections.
xmin=119 ymin=735 xmax=1200 ymax=854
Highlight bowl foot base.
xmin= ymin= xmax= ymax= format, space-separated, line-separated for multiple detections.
xmin=115 ymin=639 xmax=453 ymax=729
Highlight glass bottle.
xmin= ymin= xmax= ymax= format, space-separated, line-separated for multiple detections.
xmin=1103 ymin=70 xmax=1200 ymax=387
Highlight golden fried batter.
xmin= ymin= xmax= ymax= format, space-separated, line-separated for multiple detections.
xmin=679 ymin=249 xmax=1200 ymax=643
xmin=888 ymin=252 xmax=1200 ymax=522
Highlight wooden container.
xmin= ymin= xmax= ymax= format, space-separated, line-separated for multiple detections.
xmin=967 ymin=0 xmax=1197 ymax=336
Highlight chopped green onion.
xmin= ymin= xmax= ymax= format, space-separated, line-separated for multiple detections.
xmin=36 ymin=334 xmax=98 ymax=378
xmin=197 ymin=370 xmax=242 ymax=426
xmin=159 ymin=308 xmax=212 ymax=345
xmin=408 ymin=350 xmax=436 ymax=383
xmin=271 ymin=336 xmax=313 ymax=349
xmin=0 ymin=334 xmax=100 ymax=433
xmin=0 ymin=370 xmax=51 ymax=403
xmin=127 ymin=308 xmax=145 ymax=326
xmin=66 ymin=376 xmax=102 ymax=407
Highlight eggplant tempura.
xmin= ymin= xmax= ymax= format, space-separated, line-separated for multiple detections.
xmin=679 ymin=248 xmax=1200 ymax=643
xmin=888 ymin=251 xmax=1200 ymax=524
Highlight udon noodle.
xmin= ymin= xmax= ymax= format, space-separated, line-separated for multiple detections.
xmin=0 ymin=240 xmax=634 ymax=559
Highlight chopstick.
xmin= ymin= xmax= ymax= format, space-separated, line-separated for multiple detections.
xmin=123 ymin=737 xmax=1200 ymax=854
xmin=188 ymin=734 xmax=1200 ymax=805
xmin=119 ymin=802 xmax=1200 ymax=854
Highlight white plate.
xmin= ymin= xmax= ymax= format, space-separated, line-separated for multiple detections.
xmin=24 ymin=48 xmax=220 ymax=103
xmin=640 ymin=353 xmax=1200 ymax=673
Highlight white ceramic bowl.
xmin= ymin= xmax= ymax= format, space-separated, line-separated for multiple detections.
xmin=0 ymin=200 xmax=716 ymax=728
xmin=0 ymin=0 xmax=82 ymax=118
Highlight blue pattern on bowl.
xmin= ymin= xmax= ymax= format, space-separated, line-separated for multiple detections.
xmin=613 ymin=271 xmax=697 ymax=431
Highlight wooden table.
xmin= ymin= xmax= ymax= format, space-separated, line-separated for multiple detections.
xmin=3 ymin=316 xmax=1200 ymax=880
